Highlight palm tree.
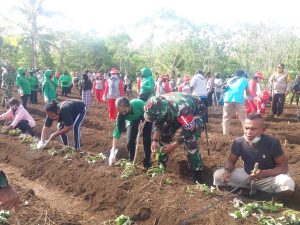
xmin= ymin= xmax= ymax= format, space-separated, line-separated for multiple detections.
xmin=13 ymin=0 xmax=62 ymax=68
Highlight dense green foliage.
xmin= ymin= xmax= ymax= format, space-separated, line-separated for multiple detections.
xmin=1 ymin=2 xmax=300 ymax=80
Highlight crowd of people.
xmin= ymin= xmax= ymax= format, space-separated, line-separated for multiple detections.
xmin=0 ymin=63 xmax=299 ymax=212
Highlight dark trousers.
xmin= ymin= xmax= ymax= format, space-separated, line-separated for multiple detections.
xmin=15 ymin=120 xmax=35 ymax=136
xmin=62 ymin=87 xmax=69 ymax=96
xmin=21 ymin=94 xmax=30 ymax=109
xmin=290 ymin=93 xmax=299 ymax=105
xmin=207 ymin=89 xmax=214 ymax=107
xmin=59 ymin=107 xmax=86 ymax=150
xmin=272 ymin=93 xmax=285 ymax=116
xmin=30 ymin=91 xmax=38 ymax=104
xmin=126 ymin=119 xmax=152 ymax=168
xmin=200 ymin=97 xmax=209 ymax=123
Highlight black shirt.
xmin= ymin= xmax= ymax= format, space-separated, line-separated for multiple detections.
xmin=232 ymin=134 xmax=283 ymax=174
xmin=45 ymin=100 xmax=86 ymax=127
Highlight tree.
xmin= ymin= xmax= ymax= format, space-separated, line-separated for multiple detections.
xmin=12 ymin=0 xmax=62 ymax=68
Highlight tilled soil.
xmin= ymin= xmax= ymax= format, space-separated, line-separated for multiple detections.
xmin=1 ymin=89 xmax=300 ymax=225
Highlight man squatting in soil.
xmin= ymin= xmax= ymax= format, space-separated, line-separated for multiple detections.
xmin=144 ymin=92 xmax=207 ymax=183
xmin=213 ymin=112 xmax=295 ymax=199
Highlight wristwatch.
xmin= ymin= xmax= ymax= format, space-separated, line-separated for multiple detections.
xmin=0 ymin=171 xmax=9 ymax=189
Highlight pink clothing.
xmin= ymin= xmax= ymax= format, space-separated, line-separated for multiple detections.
xmin=0 ymin=105 xmax=36 ymax=128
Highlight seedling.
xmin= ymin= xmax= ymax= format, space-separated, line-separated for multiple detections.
xmin=185 ymin=187 xmax=195 ymax=196
xmin=194 ymin=183 xmax=219 ymax=196
xmin=85 ymin=153 xmax=107 ymax=164
xmin=18 ymin=133 xmax=34 ymax=143
xmin=0 ymin=210 xmax=10 ymax=224
xmin=230 ymin=200 xmax=284 ymax=222
xmin=8 ymin=128 xmax=21 ymax=136
xmin=146 ymin=164 xmax=165 ymax=177
xmin=48 ymin=148 xmax=59 ymax=156
xmin=164 ymin=178 xmax=173 ymax=185
xmin=278 ymin=210 xmax=300 ymax=224
xmin=258 ymin=214 xmax=278 ymax=225
xmin=115 ymin=214 xmax=133 ymax=225
xmin=30 ymin=141 xmax=39 ymax=151
xmin=116 ymin=159 xmax=135 ymax=179
xmin=63 ymin=147 xmax=77 ymax=159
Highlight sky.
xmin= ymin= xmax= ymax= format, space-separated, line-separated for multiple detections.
xmin=1 ymin=0 xmax=300 ymax=37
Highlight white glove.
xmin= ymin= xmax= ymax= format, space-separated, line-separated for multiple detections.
xmin=108 ymin=148 xmax=118 ymax=165
xmin=37 ymin=141 xmax=46 ymax=150
xmin=102 ymin=96 xmax=107 ymax=101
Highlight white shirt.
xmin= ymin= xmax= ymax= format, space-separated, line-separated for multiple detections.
xmin=190 ymin=73 xmax=207 ymax=97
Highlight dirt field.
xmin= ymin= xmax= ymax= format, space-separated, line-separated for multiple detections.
xmin=0 ymin=88 xmax=300 ymax=225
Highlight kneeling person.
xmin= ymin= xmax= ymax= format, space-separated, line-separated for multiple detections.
xmin=0 ymin=98 xmax=35 ymax=136
xmin=39 ymin=100 xmax=86 ymax=150
xmin=213 ymin=113 xmax=295 ymax=198
xmin=109 ymin=97 xmax=152 ymax=169
xmin=144 ymin=92 xmax=207 ymax=183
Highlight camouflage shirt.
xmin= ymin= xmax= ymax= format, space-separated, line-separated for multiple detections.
xmin=144 ymin=92 xmax=207 ymax=131
xmin=2 ymin=68 xmax=16 ymax=88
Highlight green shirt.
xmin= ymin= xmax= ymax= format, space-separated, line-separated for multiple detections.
xmin=16 ymin=75 xmax=31 ymax=95
xmin=113 ymin=99 xmax=145 ymax=140
xmin=28 ymin=74 xmax=39 ymax=91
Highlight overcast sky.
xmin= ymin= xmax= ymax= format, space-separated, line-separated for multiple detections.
xmin=1 ymin=0 xmax=300 ymax=36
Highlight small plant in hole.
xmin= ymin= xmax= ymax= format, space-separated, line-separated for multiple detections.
xmin=0 ymin=210 xmax=10 ymax=224
xmin=85 ymin=153 xmax=107 ymax=164
xmin=8 ymin=128 xmax=21 ymax=136
xmin=115 ymin=214 xmax=133 ymax=225
xmin=146 ymin=164 xmax=165 ymax=177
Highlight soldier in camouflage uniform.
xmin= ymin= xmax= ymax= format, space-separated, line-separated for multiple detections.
xmin=144 ymin=92 xmax=207 ymax=182
xmin=1 ymin=65 xmax=16 ymax=107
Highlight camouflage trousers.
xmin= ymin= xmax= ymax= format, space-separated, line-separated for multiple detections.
xmin=1 ymin=87 xmax=13 ymax=107
xmin=159 ymin=117 xmax=203 ymax=171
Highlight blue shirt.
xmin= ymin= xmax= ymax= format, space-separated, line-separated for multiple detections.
xmin=224 ymin=77 xmax=248 ymax=104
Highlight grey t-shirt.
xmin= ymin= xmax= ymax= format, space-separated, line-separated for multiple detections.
xmin=232 ymin=134 xmax=283 ymax=174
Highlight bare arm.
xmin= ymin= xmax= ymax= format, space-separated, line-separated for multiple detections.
xmin=251 ymin=155 xmax=289 ymax=180
xmin=41 ymin=126 xmax=50 ymax=142
xmin=224 ymin=153 xmax=239 ymax=172
xmin=49 ymin=125 xmax=73 ymax=141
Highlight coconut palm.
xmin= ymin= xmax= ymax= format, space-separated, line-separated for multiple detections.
xmin=12 ymin=0 xmax=62 ymax=68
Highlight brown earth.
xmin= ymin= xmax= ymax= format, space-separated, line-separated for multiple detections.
xmin=0 ymin=88 xmax=300 ymax=225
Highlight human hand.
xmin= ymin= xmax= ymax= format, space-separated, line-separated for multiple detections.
xmin=250 ymin=169 xmax=264 ymax=181
xmin=151 ymin=140 xmax=159 ymax=153
xmin=162 ymin=143 xmax=177 ymax=154
xmin=37 ymin=140 xmax=46 ymax=150
xmin=0 ymin=186 xmax=19 ymax=211
xmin=222 ymin=169 xmax=231 ymax=183
xmin=108 ymin=148 xmax=118 ymax=165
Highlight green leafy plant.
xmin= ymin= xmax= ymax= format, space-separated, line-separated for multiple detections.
xmin=18 ymin=133 xmax=34 ymax=143
xmin=0 ymin=210 xmax=10 ymax=224
xmin=261 ymin=202 xmax=283 ymax=213
xmin=116 ymin=159 xmax=135 ymax=179
xmin=8 ymin=128 xmax=21 ymax=136
xmin=30 ymin=141 xmax=39 ymax=150
xmin=194 ymin=183 xmax=219 ymax=196
xmin=85 ymin=153 xmax=107 ymax=164
xmin=185 ymin=187 xmax=195 ymax=196
xmin=278 ymin=210 xmax=300 ymax=224
xmin=258 ymin=214 xmax=279 ymax=225
xmin=146 ymin=164 xmax=165 ymax=177
xmin=115 ymin=214 xmax=133 ymax=225
xmin=63 ymin=146 xmax=77 ymax=159
xmin=163 ymin=178 xmax=173 ymax=185
xmin=48 ymin=148 xmax=59 ymax=156
xmin=155 ymin=148 xmax=166 ymax=161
